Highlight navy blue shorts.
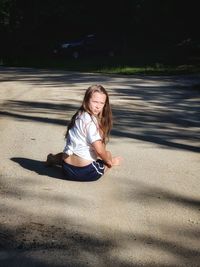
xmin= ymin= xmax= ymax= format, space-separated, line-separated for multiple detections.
xmin=62 ymin=159 xmax=105 ymax=181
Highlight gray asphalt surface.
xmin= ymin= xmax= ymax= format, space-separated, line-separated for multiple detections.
xmin=0 ymin=67 xmax=200 ymax=267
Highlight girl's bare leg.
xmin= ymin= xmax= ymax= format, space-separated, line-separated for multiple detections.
xmin=45 ymin=152 xmax=64 ymax=166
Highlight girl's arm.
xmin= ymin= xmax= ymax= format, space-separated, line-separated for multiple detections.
xmin=92 ymin=140 xmax=113 ymax=168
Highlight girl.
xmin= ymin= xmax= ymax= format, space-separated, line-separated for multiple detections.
xmin=46 ymin=84 xmax=122 ymax=181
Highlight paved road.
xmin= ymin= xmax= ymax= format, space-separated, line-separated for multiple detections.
xmin=0 ymin=67 xmax=200 ymax=267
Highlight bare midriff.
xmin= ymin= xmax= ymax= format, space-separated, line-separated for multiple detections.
xmin=63 ymin=153 xmax=93 ymax=167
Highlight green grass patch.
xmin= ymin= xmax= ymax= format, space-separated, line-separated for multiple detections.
xmin=2 ymin=55 xmax=200 ymax=75
xmin=96 ymin=64 xmax=200 ymax=75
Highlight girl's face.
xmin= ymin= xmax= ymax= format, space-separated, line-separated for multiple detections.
xmin=88 ymin=92 xmax=106 ymax=116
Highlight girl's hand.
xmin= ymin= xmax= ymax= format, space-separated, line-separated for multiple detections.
xmin=105 ymin=159 xmax=113 ymax=168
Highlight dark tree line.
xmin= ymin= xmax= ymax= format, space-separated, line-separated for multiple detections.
xmin=0 ymin=0 xmax=199 ymax=60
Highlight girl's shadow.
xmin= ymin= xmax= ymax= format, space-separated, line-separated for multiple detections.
xmin=11 ymin=157 xmax=64 ymax=179
xmin=11 ymin=157 xmax=100 ymax=182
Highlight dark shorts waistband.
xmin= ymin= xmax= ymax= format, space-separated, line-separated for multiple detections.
xmin=62 ymin=159 xmax=105 ymax=181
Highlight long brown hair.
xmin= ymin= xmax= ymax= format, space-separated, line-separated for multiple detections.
xmin=65 ymin=85 xmax=112 ymax=143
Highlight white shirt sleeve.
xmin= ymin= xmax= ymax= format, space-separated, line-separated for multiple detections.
xmin=86 ymin=120 xmax=101 ymax=144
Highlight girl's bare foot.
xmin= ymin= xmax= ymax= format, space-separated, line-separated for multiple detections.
xmin=45 ymin=152 xmax=64 ymax=166
xmin=45 ymin=153 xmax=54 ymax=166
xmin=112 ymin=156 xmax=123 ymax=166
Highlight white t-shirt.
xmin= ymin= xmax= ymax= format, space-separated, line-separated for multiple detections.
xmin=63 ymin=111 xmax=101 ymax=161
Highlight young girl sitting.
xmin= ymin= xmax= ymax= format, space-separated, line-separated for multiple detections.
xmin=46 ymin=84 xmax=122 ymax=181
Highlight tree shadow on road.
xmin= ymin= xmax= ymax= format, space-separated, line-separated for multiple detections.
xmin=116 ymin=178 xmax=200 ymax=210
xmin=1 ymin=215 xmax=200 ymax=267
xmin=11 ymin=157 xmax=63 ymax=179
xmin=1 ymin=158 xmax=199 ymax=267
xmin=1 ymin=72 xmax=199 ymax=153
xmin=111 ymin=82 xmax=200 ymax=153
